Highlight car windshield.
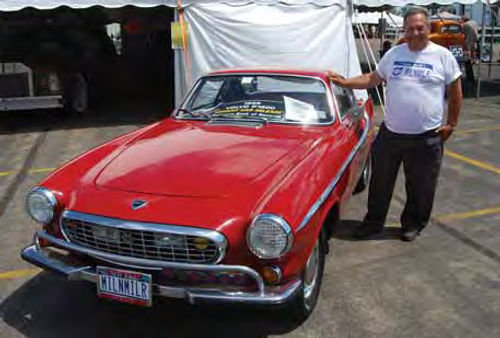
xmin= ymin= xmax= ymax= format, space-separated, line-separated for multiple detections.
xmin=178 ymin=75 xmax=332 ymax=124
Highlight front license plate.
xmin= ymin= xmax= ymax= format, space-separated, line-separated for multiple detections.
xmin=97 ymin=266 xmax=152 ymax=307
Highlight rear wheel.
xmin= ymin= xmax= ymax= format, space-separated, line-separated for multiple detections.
xmin=288 ymin=230 xmax=326 ymax=322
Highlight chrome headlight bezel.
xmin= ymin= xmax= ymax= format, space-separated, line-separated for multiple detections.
xmin=246 ymin=213 xmax=294 ymax=259
xmin=26 ymin=187 xmax=58 ymax=225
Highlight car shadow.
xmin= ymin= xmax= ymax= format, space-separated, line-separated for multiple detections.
xmin=0 ymin=97 xmax=171 ymax=135
xmin=0 ymin=271 xmax=303 ymax=338
xmin=332 ymin=219 xmax=401 ymax=241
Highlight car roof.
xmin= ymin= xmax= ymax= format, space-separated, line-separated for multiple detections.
xmin=207 ymin=67 xmax=331 ymax=81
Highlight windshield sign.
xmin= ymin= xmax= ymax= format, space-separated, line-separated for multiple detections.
xmin=178 ymin=75 xmax=331 ymax=124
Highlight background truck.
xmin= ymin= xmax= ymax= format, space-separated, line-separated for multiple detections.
xmin=0 ymin=8 xmax=118 ymax=114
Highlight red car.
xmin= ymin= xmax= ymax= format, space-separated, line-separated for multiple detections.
xmin=21 ymin=68 xmax=373 ymax=319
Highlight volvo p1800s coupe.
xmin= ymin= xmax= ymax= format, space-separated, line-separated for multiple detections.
xmin=22 ymin=68 xmax=373 ymax=319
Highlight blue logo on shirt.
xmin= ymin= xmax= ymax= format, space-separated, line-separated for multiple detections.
xmin=391 ymin=61 xmax=433 ymax=80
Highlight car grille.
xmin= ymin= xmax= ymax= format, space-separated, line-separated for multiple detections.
xmin=0 ymin=73 xmax=29 ymax=98
xmin=61 ymin=213 xmax=224 ymax=264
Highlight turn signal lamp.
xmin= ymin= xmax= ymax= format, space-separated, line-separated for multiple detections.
xmin=262 ymin=266 xmax=282 ymax=285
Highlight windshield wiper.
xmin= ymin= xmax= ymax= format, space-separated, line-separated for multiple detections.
xmin=176 ymin=108 xmax=211 ymax=120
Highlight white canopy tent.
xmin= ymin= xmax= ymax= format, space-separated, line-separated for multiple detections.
xmin=1 ymin=1 xmax=368 ymax=103
xmin=0 ymin=0 xmax=496 ymax=101
xmin=352 ymin=11 xmax=404 ymax=27
xmin=355 ymin=0 xmax=497 ymax=5
xmin=176 ymin=2 xmax=366 ymax=103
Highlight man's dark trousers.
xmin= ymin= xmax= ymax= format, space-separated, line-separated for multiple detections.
xmin=363 ymin=123 xmax=444 ymax=232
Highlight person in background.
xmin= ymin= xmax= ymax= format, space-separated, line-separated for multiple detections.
xmin=380 ymin=40 xmax=392 ymax=58
xmin=328 ymin=6 xmax=463 ymax=242
xmin=462 ymin=15 xmax=479 ymax=63
xmin=370 ymin=25 xmax=377 ymax=39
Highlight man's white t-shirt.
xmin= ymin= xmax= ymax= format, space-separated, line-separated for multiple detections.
xmin=376 ymin=42 xmax=462 ymax=134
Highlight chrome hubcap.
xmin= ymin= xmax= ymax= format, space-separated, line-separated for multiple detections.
xmin=303 ymin=239 xmax=319 ymax=308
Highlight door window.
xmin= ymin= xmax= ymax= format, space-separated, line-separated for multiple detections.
xmin=331 ymin=84 xmax=355 ymax=120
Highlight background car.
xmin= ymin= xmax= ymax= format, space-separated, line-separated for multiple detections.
xmin=21 ymin=68 xmax=373 ymax=320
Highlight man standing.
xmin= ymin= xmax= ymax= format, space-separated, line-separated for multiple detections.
xmin=329 ymin=6 xmax=462 ymax=241
xmin=462 ymin=15 xmax=479 ymax=63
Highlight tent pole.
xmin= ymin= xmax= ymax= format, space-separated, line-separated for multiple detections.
xmin=379 ymin=12 xmax=384 ymax=57
xmin=488 ymin=5 xmax=496 ymax=79
xmin=476 ymin=3 xmax=487 ymax=99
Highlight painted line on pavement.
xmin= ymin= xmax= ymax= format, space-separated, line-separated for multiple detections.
xmin=0 ymin=268 xmax=40 ymax=280
xmin=444 ymin=150 xmax=500 ymax=175
xmin=0 ymin=167 xmax=55 ymax=178
xmin=384 ymin=205 xmax=500 ymax=228
xmin=455 ymin=126 xmax=500 ymax=134
xmin=437 ymin=206 xmax=500 ymax=222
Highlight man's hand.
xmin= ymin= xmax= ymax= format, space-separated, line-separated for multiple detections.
xmin=436 ymin=124 xmax=455 ymax=142
xmin=327 ymin=71 xmax=384 ymax=89
xmin=327 ymin=71 xmax=346 ymax=86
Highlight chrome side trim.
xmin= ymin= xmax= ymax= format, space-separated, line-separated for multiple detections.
xmin=35 ymin=230 xmax=264 ymax=293
xmin=297 ymin=112 xmax=371 ymax=231
xmin=60 ymin=210 xmax=228 ymax=264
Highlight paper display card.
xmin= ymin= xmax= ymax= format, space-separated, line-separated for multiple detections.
xmin=284 ymin=96 xmax=318 ymax=122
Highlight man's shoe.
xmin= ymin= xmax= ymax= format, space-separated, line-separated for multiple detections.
xmin=401 ymin=229 xmax=420 ymax=242
xmin=353 ymin=223 xmax=383 ymax=239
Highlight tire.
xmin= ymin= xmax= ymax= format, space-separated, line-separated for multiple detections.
xmin=353 ymin=154 xmax=371 ymax=194
xmin=288 ymin=229 xmax=326 ymax=322
xmin=63 ymin=73 xmax=89 ymax=115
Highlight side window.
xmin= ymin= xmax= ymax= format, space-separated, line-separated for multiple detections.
xmin=190 ymin=80 xmax=224 ymax=110
xmin=331 ymin=84 xmax=355 ymax=120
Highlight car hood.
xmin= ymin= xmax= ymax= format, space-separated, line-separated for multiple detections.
xmin=95 ymin=120 xmax=315 ymax=199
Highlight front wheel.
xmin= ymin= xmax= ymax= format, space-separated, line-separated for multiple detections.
xmin=288 ymin=230 xmax=326 ymax=322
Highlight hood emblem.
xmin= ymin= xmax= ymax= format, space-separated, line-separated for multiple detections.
xmin=131 ymin=199 xmax=148 ymax=210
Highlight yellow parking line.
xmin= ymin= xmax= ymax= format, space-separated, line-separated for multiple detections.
xmin=0 ymin=170 xmax=16 ymax=177
xmin=0 ymin=168 xmax=54 ymax=178
xmin=0 ymin=268 xmax=40 ymax=280
xmin=437 ymin=206 xmax=500 ymax=222
xmin=456 ymin=126 xmax=500 ymax=134
xmin=29 ymin=168 xmax=55 ymax=174
xmin=444 ymin=150 xmax=500 ymax=175
xmin=386 ymin=205 xmax=500 ymax=228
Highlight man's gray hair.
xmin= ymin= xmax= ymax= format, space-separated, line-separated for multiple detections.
xmin=404 ymin=6 xmax=430 ymax=24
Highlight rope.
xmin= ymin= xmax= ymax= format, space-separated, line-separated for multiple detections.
xmin=176 ymin=0 xmax=192 ymax=89
xmin=355 ymin=21 xmax=386 ymax=115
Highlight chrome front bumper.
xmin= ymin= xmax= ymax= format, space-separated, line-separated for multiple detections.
xmin=21 ymin=231 xmax=301 ymax=305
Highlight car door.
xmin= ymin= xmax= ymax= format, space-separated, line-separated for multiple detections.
xmin=331 ymin=84 xmax=369 ymax=209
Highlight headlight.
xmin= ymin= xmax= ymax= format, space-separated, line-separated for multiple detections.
xmin=26 ymin=187 xmax=58 ymax=225
xmin=246 ymin=214 xmax=293 ymax=259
